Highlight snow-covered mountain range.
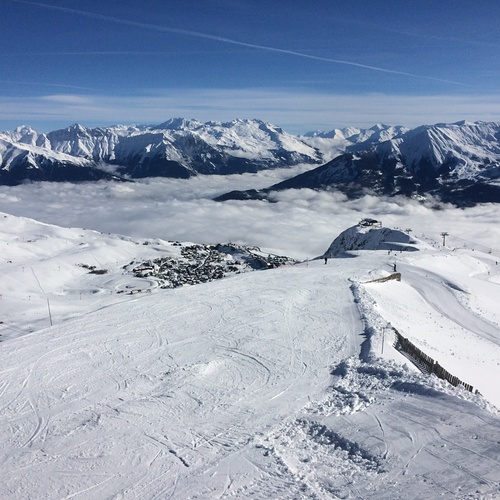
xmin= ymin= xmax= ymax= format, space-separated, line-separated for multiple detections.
xmin=303 ymin=122 xmax=409 ymax=159
xmin=1 ymin=212 xmax=500 ymax=498
xmin=0 ymin=119 xmax=437 ymax=185
xmin=217 ymin=120 xmax=500 ymax=206
xmin=3 ymin=119 xmax=500 ymax=205
xmin=0 ymin=118 xmax=321 ymax=184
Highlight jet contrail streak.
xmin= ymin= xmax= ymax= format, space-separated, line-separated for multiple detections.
xmin=12 ymin=0 xmax=471 ymax=87
xmin=0 ymin=79 xmax=94 ymax=91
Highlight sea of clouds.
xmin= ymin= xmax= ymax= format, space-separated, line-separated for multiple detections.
xmin=1 ymin=166 xmax=499 ymax=260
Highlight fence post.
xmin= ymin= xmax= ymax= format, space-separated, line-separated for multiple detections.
xmin=47 ymin=299 xmax=53 ymax=327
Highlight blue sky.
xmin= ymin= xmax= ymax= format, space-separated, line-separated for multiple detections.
xmin=1 ymin=0 xmax=500 ymax=133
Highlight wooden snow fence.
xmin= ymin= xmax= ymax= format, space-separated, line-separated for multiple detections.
xmin=392 ymin=328 xmax=476 ymax=394
xmin=363 ymin=272 xmax=401 ymax=284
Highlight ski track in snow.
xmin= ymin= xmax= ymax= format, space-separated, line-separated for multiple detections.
xmin=400 ymin=264 xmax=500 ymax=345
xmin=1 ymin=218 xmax=500 ymax=498
xmin=0 ymin=264 xmax=365 ymax=498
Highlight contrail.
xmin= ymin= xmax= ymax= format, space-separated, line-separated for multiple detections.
xmin=3 ymin=50 xmax=233 ymax=56
xmin=0 ymin=79 xmax=93 ymax=91
xmin=12 ymin=0 xmax=471 ymax=87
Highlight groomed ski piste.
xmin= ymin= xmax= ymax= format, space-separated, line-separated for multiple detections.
xmin=1 ymin=212 xmax=500 ymax=499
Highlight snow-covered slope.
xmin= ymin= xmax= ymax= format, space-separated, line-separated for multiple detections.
xmin=1 ymin=213 xmax=500 ymax=498
xmin=323 ymin=222 xmax=418 ymax=257
xmin=390 ymin=120 xmax=500 ymax=176
xmin=0 ymin=133 xmax=116 ymax=185
xmin=0 ymin=119 xmax=322 ymax=184
xmin=0 ymin=213 xmax=292 ymax=337
xmin=218 ymin=121 xmax=500 ymax=206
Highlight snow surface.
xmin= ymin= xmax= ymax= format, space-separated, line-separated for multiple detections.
xmin=1 ymin=214 xmax=500 ymax=499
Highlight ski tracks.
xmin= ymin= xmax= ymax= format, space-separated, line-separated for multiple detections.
xmin=252 ymin=354 xmax=500 ymax=499
xmin=3 ymin=341 xmax=78 ymax=450
xmin=401 ymin=265 xmax=500 ymax=344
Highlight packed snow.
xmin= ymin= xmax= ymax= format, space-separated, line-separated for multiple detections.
xmin=1 ymin=213 xmax=500 ymax=499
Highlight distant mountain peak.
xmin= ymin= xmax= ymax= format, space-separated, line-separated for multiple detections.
xmin=216 ymin=120 xmax=500 ymax=207
xmin=14 ymin=125 xmax=37 ymax=135
xmin=155 ymin=118 xmax=202 ymax=130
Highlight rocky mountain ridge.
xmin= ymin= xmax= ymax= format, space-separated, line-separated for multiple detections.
xmin=216 ymin=121 xmax=500 ymax=206
xmin=0 ymin=118 xmax=322 ymax=185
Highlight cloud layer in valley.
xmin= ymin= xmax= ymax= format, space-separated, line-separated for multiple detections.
xmin=1 ymin=169 xmax=499 ymax=260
